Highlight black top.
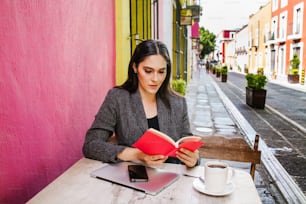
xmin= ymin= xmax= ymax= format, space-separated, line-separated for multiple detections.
xmin=147 ymin=115 xmax=160 ymax=131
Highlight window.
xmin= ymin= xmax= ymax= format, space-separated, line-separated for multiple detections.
xmin=290 ymin=42 xmax=302 ymax=73
xmin=290 ymin=45 xmax=301 ymax=75
xmin=255 ymin=28 xmax=259 ymax=46
xmin=279 ymin=46 xmax=286 ymax=74
xmin=279 ymin=11 xmax=287 ymax=39
xmin=264 ymin=23 xmax=270 ymax=43
xmin=272 ymin=0 xmax=278 ymax=11
xmin=271 ymin=50 xmax=276 ymax=72
xmin=293 ymin=2 xmax=304 ymax=35
xmin=248 ymin=32 xmax=252 ymax=47
xmin=271 ymin=17 xmax=278 ymax=39
xmin=295 ymin=8 xmax=301 ymax=34
xmin=280 ymin=0 xmax=287 ymax=8
xmin=292 ymin=46 xmax=301 ymax=68
xmin=293 ymin=47 xmax=301 ymax=58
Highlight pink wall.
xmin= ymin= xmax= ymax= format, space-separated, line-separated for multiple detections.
xmin=0 ymin=1 xmax=115 ymax=203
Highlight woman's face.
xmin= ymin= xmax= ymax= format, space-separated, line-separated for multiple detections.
xmin=134 ymin=54 xmax=167 ymax=97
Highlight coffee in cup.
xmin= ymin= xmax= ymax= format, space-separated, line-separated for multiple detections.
xmin=204 ymin=161 xmax=233 ymax=193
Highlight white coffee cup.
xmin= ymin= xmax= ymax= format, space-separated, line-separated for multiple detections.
xmin=204 ymin=161 xmax=234 ymax=193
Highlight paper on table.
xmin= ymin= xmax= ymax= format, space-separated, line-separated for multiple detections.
xmin=155 ymin=163 xmax=204 ymax=178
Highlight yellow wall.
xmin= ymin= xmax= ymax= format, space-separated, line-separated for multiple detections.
xmin=172 ymin=3 xmax=189 ymax=81
xmin=115 ymin=0 xmax=152 ymax=85
xmin=186 ymin=48 xmax=190 ymax=83
xmin=248 ymin=2 xmax=271 ymax=73
xmin=172 ymin=6 xmax=178 ymax=79
xmin=130 ymin=0 xmax=152 ymax=52
xmin=115 ymin=0 xmax=131 ymax=85
xmin=180 ymin=31 xmax=184 ymax=79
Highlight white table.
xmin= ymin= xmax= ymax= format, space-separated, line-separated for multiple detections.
xmin=27 ymin=158 xmax=262 ymax=204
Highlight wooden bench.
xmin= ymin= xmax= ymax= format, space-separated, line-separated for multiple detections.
xmin=199 ymin=135 xmax=261 ymax=180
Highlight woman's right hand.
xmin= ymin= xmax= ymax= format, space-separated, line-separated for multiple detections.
xmin=117 ymin=147 xmax=168 ymax=167
xmin=138 ymin=151 xmax=168 ymax=167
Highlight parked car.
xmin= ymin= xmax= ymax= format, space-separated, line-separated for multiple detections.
xmin=209 ymin=59 xmax=219 ymax=67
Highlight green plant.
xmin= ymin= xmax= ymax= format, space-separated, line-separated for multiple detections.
xmin=244 ymin=67 xmax=249 ymax=74
xmin=271 ymin=71 xmax=277 ymax=79
xmin=221 ymin=65 xmax=228 ymax=74
xmin=290 ymin=53 xmax=300 ymax=69
xmin=199 ymin=27 xmax=216 ymax=59
xmin=171 ymin=78 xmax=186 ymax=95
xmin=288 ymin=54 xmax=300 ymax=76
xmin=211 ymin=66 xmax=217 ymax=74
xmin=245 ymin=73 xmax=267 ymax=90
xmin=257 ymin=67 xmax=264 ymax=75
xmin=289 ymin=68 xmax=299 ymax=75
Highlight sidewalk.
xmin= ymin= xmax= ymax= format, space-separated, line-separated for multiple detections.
xmin=185 ymin=69 xmax=283 ymax=203
xmin=186 ymin=72 xmax=239 ymax=137
xmin=268 ymin=78 xmax=306 ymax=93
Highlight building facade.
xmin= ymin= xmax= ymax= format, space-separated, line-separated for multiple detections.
xmin=235 ymin=25 xmax=249 ymax=73
xmin=248 ymin=2 xmax=271 ymax=74
xmin=216 ymin=30 xmax=238 ymax=64
xmin=266 ymin=0 xmax=305 ymax=84
xmin=220 ymin=0 xmax=305 ymax=87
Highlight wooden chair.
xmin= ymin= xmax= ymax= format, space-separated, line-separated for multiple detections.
xmin=198 ymin=134 xmax=261 ymax=180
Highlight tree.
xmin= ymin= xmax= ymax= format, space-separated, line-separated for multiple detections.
xmin=199 ymin=27 xmax=216 ymax=59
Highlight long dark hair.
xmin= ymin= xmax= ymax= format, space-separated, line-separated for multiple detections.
xmin=117 ymin=40 xmax=173 ymax=107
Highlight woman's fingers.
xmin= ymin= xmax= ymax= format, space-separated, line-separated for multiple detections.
xmin=143 ymin=154 xmax=168 ymax=166
xmin=176 ymin=149 xmax=199 ymax=167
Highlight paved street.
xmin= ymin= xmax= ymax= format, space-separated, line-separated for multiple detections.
xmin=185 ymin=68 xmax=306 ymax=204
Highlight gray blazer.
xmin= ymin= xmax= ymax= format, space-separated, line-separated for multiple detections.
xmin=82 ymin=88 xmax=192 ymax=163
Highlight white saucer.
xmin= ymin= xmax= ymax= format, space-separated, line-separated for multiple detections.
xmin=193 ymin=178 xmax=235 ymax=196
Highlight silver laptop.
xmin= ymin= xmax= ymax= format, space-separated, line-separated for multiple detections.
xmin=90 ymin=162 xmax=180 ymax=195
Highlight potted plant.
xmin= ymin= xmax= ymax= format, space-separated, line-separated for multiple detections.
xmin=216 ymin=68 xmax=221 ymax=78
xmin=171 ymin=78 xmax=186 ymax=95
xmin=220 ymin=65 xmax=228 ymax=82
xmin=245 ymin=73 xmax=268 ymax=109
xmin=212 ymin=66 xmax=216 ymax=74
xmin=288 ymin=53 xmax=300 ymax=83
xmin=271 ymin=71 xmax=277 ymax=80
xmin=257 ymin=67 xmax=264 ymax=75
xmin=244 ymin=67 xmax=249 ymax=74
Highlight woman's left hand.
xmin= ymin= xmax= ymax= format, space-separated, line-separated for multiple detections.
xmin=176 ymin=148 xmax=199 ymax=168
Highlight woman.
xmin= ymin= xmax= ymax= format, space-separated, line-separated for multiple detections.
xmin=82 ymin=40 xmax=199 ymax=167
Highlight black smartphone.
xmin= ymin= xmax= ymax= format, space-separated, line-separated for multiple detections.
xmin=128 ymin=165 xmax=149 ymax=182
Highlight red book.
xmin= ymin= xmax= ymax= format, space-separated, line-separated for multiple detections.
xmin=132 ymin=128 xmax=204 ymax=157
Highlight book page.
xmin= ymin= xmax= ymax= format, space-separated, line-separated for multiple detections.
xmin=176 ymin=136 xmax=204 ymax=153
xmin=148 ymin=128 xmax=176 ymax=146
xmin=176 ymin=136 xmax=201 ymax=145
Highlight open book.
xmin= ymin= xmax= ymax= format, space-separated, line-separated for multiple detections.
xmin=132 ymin=128 xmax=204 ymax=157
